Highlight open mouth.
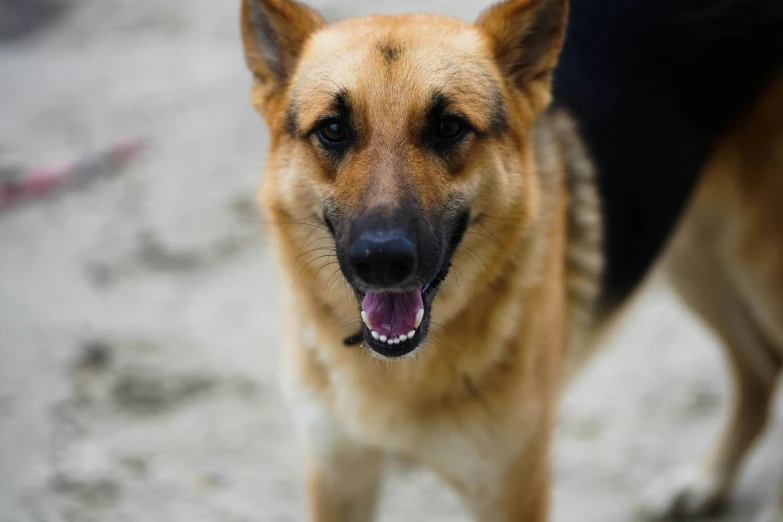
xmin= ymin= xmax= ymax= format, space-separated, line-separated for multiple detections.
xmin=361 ymin=288 xmax=424 ymax=346
xmin=345 ymin=268 xmax=448 ymax=357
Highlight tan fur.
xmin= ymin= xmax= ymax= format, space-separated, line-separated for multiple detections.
xmin=240 ymin=0 xmax=781 ymax=520
xmin=538 ymin=110 xmax=604 ymax=379
xmin=641 ymin=71 xmax=783 ymax=522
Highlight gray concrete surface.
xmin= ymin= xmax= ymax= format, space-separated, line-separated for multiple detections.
xmin=0 ymin=1 xmax=780 ymax=521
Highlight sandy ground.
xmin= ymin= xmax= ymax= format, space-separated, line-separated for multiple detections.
xmin=0 ymin=1 xmax=781 ymax=521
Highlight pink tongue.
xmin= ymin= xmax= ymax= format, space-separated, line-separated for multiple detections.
xmin=362 ymin=288 xmax=423 ymax=337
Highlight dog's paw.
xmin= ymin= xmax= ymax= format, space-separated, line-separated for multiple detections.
xmin=754 ymin=504 xmax=783 ymax=522
xmin=638 ymin=467 xmax=727 ymax=520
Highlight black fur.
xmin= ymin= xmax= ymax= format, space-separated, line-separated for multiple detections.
xmin=343 ymin=330 xmax=364 ymax=346
xmin=552 ymin=0 xmax=783 ymax=310
xmin=284 ymin=105 xmax=298 ymax=137
xmin=379 ymin=43 xmax=402 ymax=64
xmin=488 ymin=89 xmax=510 ymax=135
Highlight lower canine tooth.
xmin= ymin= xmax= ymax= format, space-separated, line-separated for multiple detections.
xmin=414 ymin=309 xmax=424 ymax=328
xmin=371 ymin=331 xmax=380 ymax=340
xmin=361 ymin=311 xmax=371 ymax=329
xmin=379 ymin=335 xmax=387 ymax=342
xmin=408 ymin=330 xmax=415 ymax=337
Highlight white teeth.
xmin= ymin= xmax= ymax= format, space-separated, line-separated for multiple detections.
xmin=387 ymin=338 xmax=394 ymax=345
xmin=371 ymin=331 xmax=380 ymax=340
xmin=361 ymin=311 xmax=371 ymax=329
xmin=414 ymin=309 xmax=424 ymax=328
xmin=399 ymin=334 xmax=407 ymax=341
xmin=393 ymin=338 xmax=400 ymax=344
xmin=379 ymin=335 xmax=387 ymax=342
xmin=408 ymin=330 xmax=415 ymax=338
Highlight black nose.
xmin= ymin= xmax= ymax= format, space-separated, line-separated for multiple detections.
xmin=349 ymin=228 xmax=417 ymax=286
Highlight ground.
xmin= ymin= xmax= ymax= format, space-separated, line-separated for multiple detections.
xmin=0 ymin=0 xmax=781 ymax=521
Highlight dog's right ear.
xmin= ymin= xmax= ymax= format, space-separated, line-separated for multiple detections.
xmin=240 ymin=0 xmax=326 ymax=89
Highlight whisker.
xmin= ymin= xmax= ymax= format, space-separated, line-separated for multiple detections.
xmin=267 ymin=220 xmax=330 ymax=233
xmin=466 ymin=223 xmax=503 ymax=246
xmin=292 ymin=254 xmax=336 ymax=287
xmin=454 ymin=250 xmax=482 ymax=271
xmin=434 ymin=56 xmax=465 ymax=95
xmin=342 ymin=279 xmax=353 ymax=301
xmin=451 ymin=262 xmax=465 ymax=281
xmin=314 ymin=260 xmax=339 ymax=285
xmin=446 ymin=268 xmax=460 ymax=288
xmin=429 ymin=320 xmax=455 ymax=336
xmin=340 ymin=317 xmax=361 ymax=326
xmin=474 ymin=219 xmax=519 ymax=230
xmin=297 ymin=226 xmax=327 ymax=251
xmin=326 ymin=267 xmax=346 ymax=295
xmin=456 ymin=245 xmax=488 ymax=270
xmin=462 ymin=230 xmax=501 ymax=247
xmin=478 ymin=213 xmax=527 ymax=220
xmin=475 ymin=222 xmax=506 ymax=247
xmin=425 ymin=330 xmax=449 ymax=355
xmin=291 ymin=246 xmax=336 ymax=263
xmin=302 ymin=234 xmax=334 ymax=250
xmin=322 ymin=73 xmax=344 ymax=93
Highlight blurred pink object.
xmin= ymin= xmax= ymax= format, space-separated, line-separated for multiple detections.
xmin=0 ymin=137 xmax=147 ymax=208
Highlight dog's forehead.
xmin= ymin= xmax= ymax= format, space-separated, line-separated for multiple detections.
xmin=290 ymin=14 xmax=502 ymax=129
xmin=312 ymin=15 xmax=487 ymax=65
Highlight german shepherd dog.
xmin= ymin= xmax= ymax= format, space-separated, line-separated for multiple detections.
xmin=239 ymin=0 xmax=783 ymax=520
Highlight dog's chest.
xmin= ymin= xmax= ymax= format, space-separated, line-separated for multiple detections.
xmin=283 ymin=348 xmax=527 ymax=492
xmin=302 ymin=362 xmax=433 ymax=452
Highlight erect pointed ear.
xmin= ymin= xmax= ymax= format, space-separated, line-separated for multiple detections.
xmin=477 ymin=0 xmax=567 ymax=108
xmin=240 ymin=0 xmax=326 ymax=87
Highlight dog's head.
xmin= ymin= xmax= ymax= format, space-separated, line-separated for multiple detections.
xmin=241 ymin=0 xmax=567 ymax=357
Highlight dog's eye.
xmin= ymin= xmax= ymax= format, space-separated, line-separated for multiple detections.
xmin=318 ymin=121 xmax=348 ymax=144
xmin=434 ymin=119 xmax=465 ymax=141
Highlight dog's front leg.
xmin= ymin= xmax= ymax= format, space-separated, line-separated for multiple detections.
xmin=470 ymin=465 xmax=551 ymax=522
xmin=304 ymin=440 xmax=384 ymax=522
xmin=307 ymin=440 xmax=382 ymax=522
xmin=445 ymin=435 xmax=552 ymax=522
xmin=283 ymin=345 xmax=385 ymax=521
xmin=291 ymin=389 xmax=384 ymax=522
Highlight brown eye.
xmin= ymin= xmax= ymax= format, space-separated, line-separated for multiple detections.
xmin=318 ymin=121 xmax=347 ymax=144
xmin=435 ymin=119 xmax=464 ymax=140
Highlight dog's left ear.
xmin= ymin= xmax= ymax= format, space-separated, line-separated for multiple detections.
xmin=477 ymin=0 xmax=568 ymax=111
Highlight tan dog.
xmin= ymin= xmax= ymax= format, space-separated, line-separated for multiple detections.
xmin=238 ymin=0 xmax=783 ymax=520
